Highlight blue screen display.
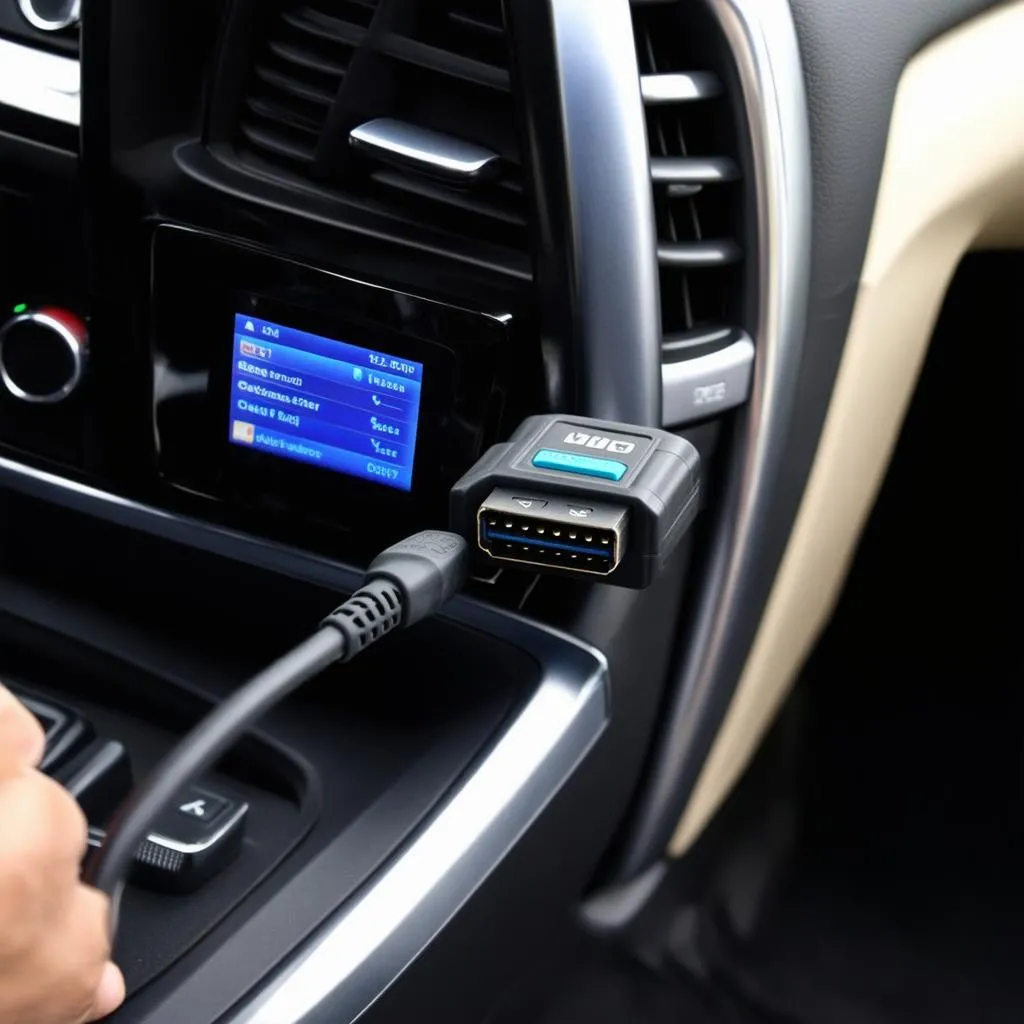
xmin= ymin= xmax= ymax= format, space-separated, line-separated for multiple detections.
xmin=228 ymin=313 xmax=423 ymax=492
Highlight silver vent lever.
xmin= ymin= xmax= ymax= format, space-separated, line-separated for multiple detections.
xmin=349 ymin=118 xmax=501 ymax=186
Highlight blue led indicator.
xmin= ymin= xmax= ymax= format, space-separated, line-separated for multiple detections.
xmin=531 ymin=448 xmax=628 ymax=482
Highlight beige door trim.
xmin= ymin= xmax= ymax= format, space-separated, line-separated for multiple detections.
xmin=669 ymin=0 xmax=1024 ymax=856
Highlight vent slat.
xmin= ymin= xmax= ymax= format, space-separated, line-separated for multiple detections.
xmin=371 ymin=169 xmax=526 ymax=227
xmin=255 ymin=65 xmax=338 ymax=106
xmin=657 ymin=240 xmax=742 ymax=268
xmin=240 ymin=123 xmax=317 ymax=164
xmin=268 ymin=40 xmax=349 ymax=78
xmin=281 ymin=6 xmax=372 ymax=42
xmin=246 ymin=96 xmax=324 ymax=134
xmin=449 ymin=11 xmax=504 ymax=38
xmin=650 ymin=156 xmax=739 ymax=185
xmin=378 ymin=33 xmax=510 ymax=91
xmin=640 ymin=72 xmax=721 ymax=104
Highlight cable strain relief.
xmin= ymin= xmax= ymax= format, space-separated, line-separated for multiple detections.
xmin=321 ymin=579 xmax=404 ymax=663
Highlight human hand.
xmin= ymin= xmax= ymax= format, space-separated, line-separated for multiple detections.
xmin=0 ymin=683 xmax=125 ymax=1023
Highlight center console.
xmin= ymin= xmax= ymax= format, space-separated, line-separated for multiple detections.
xmin=0 ymin=215 xmax=525 ymax=562
xmin=151 ymin=226 xmax=510 ymax=552
xmin=0 ymin=0 xmax=720 ymax=1020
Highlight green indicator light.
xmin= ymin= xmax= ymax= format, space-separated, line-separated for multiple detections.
xmin=12 ymin=303 xmax=27 ymax=315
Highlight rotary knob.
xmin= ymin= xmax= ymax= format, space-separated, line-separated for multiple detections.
xmin=0 ymin=307 xmax=88 ymax=403
xmin=17 ymin=0 xmax=80 ymax=31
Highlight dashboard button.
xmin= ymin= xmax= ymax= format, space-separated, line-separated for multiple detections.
xmin=17 ymin=0 xmax=81 ymax=31
xmin=0 ymin=307 xmax=87 ymax=403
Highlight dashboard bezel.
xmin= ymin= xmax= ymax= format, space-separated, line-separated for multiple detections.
xmin=151 ymin=225 xmax=510 ymax=551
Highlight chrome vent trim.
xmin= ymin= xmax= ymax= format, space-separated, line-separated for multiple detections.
xmin=632 ymin=0 xmax=752 ymax=426
xmin=548 ymin=0 xmax=663 ymax=424
xmin=650 ymin=155 xmax=739 ymax=185
xmin=640 ymin=71 xmax=722 ymax=103
xmin=614 ymin=0 xmax=813 ymax=879
xmin=349 ymin=117 xmax=501 ymax=184
xmin=657 ymin=238 xmax=743 ymax=267
xmin=0 ymin=38 xmax=80 ymax=126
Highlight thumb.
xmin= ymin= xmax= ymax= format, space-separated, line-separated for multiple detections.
xmin=0 ymin=683 xmax=46 ymax=777
xmin=84 ymin=961 xmax=126 ymax=1022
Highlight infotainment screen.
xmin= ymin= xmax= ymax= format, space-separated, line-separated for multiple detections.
xmin=227 ymin=313 xmax=423 ymax=492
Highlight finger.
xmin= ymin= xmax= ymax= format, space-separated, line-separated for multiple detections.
xmin=0 ymin=684 xmax=45 ymax=776
xmin=0 ymin=882 xmax=115 ymax=1024
xmin=0 ymin=772 xmax=87 ymax=953
xmin=64 ymin=885 xmax=119 ymax=1023
xmin=83 ymin=961 xmax=126 ymax=1022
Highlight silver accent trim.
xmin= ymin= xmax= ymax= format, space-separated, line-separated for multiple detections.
xmin=620 ymin=0 xmax=813 ymax=875
xmin=86 ymin=803 xmax=249 ymax=856
xmin=640 ymin=72 xmax=722 ymax=103
xmin=0 ymin=455 xmax=609 ymax=1024
xmin=581 ymin=860 xmax=668 ymax=932
xmin=17 ymin=0 xmax=80 ymax=31
xmin=229 ymin=653 xmax=605 ymax=1024
xmin=661 ymin=335 xmax=755 ymax=425
xmin=0 ymin=38 xmax=80 ymax=126
xmin=0 ymin=311 xmax=87 ymax=403
xmin=349 ymin=118 xmax=501 ymax=184
xmin=657 ymin=239 xmax=742 ymax=266
xmin=650 ymin=155 xmax=739 ymax=184
xmin=148 ymin=803 xmax=250 ymax=856
xmin=550 ymin=0 xmax=662 ymax=425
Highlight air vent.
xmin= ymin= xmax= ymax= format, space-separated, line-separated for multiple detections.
xmin=237 ymin=1 xmax=376 ymax=170
xmin=228 ymin=0 xmax=528 ymax=270
xmin=630 ymin=0 xmax=754 ymax=425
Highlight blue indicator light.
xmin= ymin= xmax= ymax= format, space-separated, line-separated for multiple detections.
xmin=531 ymin=448 xmax=628 ymax=482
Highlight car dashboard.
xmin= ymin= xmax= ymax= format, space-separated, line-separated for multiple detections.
xmin=0 ymin=0 xmax=1019 ymax=1021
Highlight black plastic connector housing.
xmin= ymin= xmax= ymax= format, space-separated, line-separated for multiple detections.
xmin=450 ymin=415 xmax=701 ymax=589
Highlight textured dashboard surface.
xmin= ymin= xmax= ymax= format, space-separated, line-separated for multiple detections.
xmin=782 ymin=0 xmax=1003 ymax=507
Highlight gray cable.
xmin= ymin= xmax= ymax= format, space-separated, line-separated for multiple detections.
xmin=86 ymin=627 xmax=344 ymax=931
xmin=84 ymin=530 xmax=468 ymax=936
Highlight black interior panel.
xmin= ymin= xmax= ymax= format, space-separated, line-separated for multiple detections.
xmin=0 ymin=490 xmax=531 ymax=1010
xmin=3 ymin=0 xmax=1012 ymax=1018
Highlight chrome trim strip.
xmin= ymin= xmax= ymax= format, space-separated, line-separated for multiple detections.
xmin=0 ymin=38 xmax=80 ymax=126
xmin=349 ymin=118 xmax=501 ymax=184
xmin=650 ymin=155 xmax=739 ymax=184
xmin=619 ymin=0 xmax=813 ymax=875
xmin=661 ymin=335 xmax=755 ymax=425
xmin=0 ymin=455 xmax=609 ymax=1024
xmin=640 ymin=71 xmax=722 ymax=103
xmin=657 ymin=239 xmax=742 ymax=266
xmin=87 ymin=803 xmax=249 ymax=856
xmin=0 ymin=311 xmax=86 ymax=403
xmin=550 ymin=0 xmax=662 ymax=425
xmin=229 ymin=640 xmax=605 ymax=1024
xmin=17 ymin=0 xmax=80 ymax=32
xmin=147 ymin=803 xmax=250 ymax=856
